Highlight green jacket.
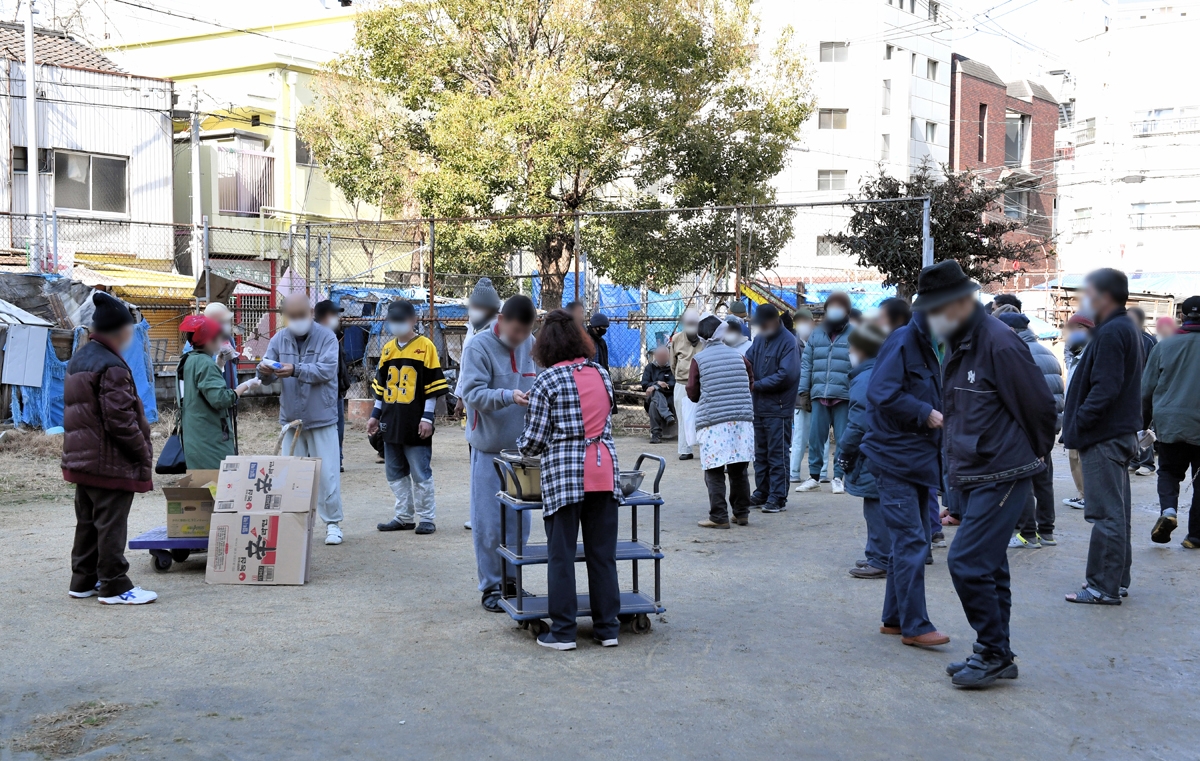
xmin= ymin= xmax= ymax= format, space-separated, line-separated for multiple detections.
xmin=1142 ymin=331 xmax=1200 ymax=445
xmin=179 ymin=351 xmax=238 ymax=470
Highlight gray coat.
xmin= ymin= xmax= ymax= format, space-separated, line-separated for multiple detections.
xmin=799 ymin=323 xmax=852 ymax=401
xmin=1142 ymin=330 xmax=1200 ymax=444
xmin=459 ymin=323 xmax=537 ymax=453
xmin=1016 ymin=327 xmax=1065 ymax=433
xmin=258 ymin=323 xmax=340 ymax=429
xmin=691 ymin=343 xmax=753 ymax=429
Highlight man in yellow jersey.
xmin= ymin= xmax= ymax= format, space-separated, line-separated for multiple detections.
xmin=369 ymin=301 xmax=449 ymax=534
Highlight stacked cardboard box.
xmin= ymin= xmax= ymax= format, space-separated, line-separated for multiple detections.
xmin=163 ymin=470 xmax=219 ymax=538
xmin=205 ymin=456 xmax=320 ymax=585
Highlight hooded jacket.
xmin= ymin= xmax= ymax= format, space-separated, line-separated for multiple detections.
xmin=799 ymin=321 xmax=852 ymax=401
xmin=839 ymin=358 xmax=877 ymax=499
xmin=746 ymin=326 xmax=801 ymax=419
xmin=942 ymin=306 xmax=1058 ymax=488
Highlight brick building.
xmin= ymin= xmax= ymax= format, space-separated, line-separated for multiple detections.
xmin=949 ymin=54 xmax=1059 ymax=287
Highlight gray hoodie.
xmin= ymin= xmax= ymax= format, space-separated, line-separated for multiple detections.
xmin=459 ymin=322 xmax=537 ymax=453
xmin=257 ymin=322 xmax=340 ymax=429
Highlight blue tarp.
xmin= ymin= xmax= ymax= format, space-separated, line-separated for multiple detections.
xmin=10 ymin=320 xmax=158 ymax=430
xmin=329 ymin=286 xmax=468 ymax=364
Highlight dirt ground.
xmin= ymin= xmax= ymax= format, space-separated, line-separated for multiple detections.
xmin=1 ymin=409 xmax=1197 ymax=760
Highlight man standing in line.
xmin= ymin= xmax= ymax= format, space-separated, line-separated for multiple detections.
xmin=640 ymin=343 xmax=675 ymax=444
xmin=315 ymin=300 xmax=351 ymax=471
xmin=258 ymin=295 xmax=345 ymax=546
xmin=1143 ymin=296 xmax=1200 ymax=547
xmin=728 ymin=300 xmax=752 ymax=337
xmin=723 ymin=316 xmax=752 ymax=355
xmin=992 ymin=305 xmax=1065 ymax=549
xmin=588 ymin=313 xmax=611 ymax=370
xmin=917 ymin=263 xmax=1056 ymax=688
xmin=670 ymin=308 xmax=704 ymax=460
xmin=789 ymin=307 xmax=814 ymax=484
xmin=838 ymin=323 xmax=888 ymax=579
xmin=746 ymin=304 xmax=801 ymax=513
xmin=369 ymin=300 xmax=449 ymax=535
xmin=459 ymin=296 xmax=538 ymax=611
xmin=1062 ymin=269 xmax=1144 ymax=605
xmin=455 ymin=278 xmax=502 ymax=530
xmin=795 ymin=293 xmax=853 ymax=495
xmin=1061 ymin=313 xmax=1094 ymax=511
xmin=63 ymin=293 xmax=157 ymax=605
xmin=862 ymin=277 xmax=946 ymax=649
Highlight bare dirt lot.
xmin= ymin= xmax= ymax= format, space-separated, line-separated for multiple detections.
xmin=1 ymin=410 xmax=1196 ymax=760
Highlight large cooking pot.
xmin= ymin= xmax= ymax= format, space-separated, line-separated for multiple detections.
xmin=499 ymin=449 xmax=542 ymax=500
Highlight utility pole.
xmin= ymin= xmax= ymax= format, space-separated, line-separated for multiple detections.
xmin=24 ymin=0 xmax=40 ymax=264
xmin=191 ymin=86 xmax=204 ymax=282
xmin=921 ymin=197 xmax=934 ymax=268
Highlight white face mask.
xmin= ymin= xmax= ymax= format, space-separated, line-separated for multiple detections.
xmin=722 ymin=332 xmax=740 ymax=346
xmin=849 ymin=351 xmax=862 ymax=369
xmin=825 ymin=307 xmax=847 ymax=323
xmin=286 ymin=317 xmax=312 ymax=337
xmin=926 ymin=313 xmax=960 ymax=340
xmin=1078 ymin=295 xmax=1096 ymax=320
xmin=468 ymin=307 xmax=491 ymax=328
xmin=388 ymin=320 xmax=412 ymax=338
xmin=683 ymin=324 xmax=699 ymax=338
xmin=795 ymin=323 xmax=813 ymax=340
xmin=326 ymin=317 xmax=340 ymax=331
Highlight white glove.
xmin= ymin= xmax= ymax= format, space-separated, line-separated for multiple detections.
xmin=236 ymin=378 xmax=263 ymax=395
xmin=219 ymin=342 xmax=239 ymax=360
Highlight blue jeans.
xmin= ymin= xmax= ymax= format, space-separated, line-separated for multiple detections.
xmin=863 ymin=497 xmax=891 ymax=571
xmin=384 ymin=441 xmax=436 ymax=524
xmin=790 ymin=408 xmax=810 ymax=480
xmin=873 ymin=467 xmax=935 ymax=637
xmin=809 ymin=400 xmax=849 ymax=480
xmin=947 ymin=478 xmax=1032 ymax=658
xmin=752 ymin=416 xmax=792 ymax=506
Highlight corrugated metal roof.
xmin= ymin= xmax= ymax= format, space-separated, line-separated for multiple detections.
xmin=0 ymin=298 xmax=52 ymax=327
xmin=958 ymin=57 xmax=1006 ymax=87
xmin=1043 ymin=272 xmax=1200 ymax=298
xmin=72 ymin=264 xmax=195 ymax=302
xmin=0 ymin=23 xmax=123 ymax=74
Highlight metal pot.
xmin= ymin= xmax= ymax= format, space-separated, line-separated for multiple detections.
xmin=500 ymin=449 xmax=542 ymax=500
xmin=618 ymin=470 xmax=645 ymax=496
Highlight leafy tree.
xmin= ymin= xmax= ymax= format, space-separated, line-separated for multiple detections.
xmin=299 ymin=0 xmax=812 ymax=307
xmin=828 ymin=162 xmax=1047 ymax=299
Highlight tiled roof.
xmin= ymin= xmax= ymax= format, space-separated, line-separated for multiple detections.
xmin=957 ymin=57 xmax=1006 ymax=87
xmin=0 ymin=23 xmax=123 ymax=74
xmin=1006 ymin=79 xmax=1058 ymax=104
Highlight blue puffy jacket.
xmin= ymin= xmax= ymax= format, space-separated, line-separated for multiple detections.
xmin=800 ymin=322 xmax=852 ymax=401
xmin=861 ymin=313 xmax=943 ymax=490
xmin=839 ymin=358 xmax=877 ymax=499
xmin=746 ymin=327 xmax=801 ymax=419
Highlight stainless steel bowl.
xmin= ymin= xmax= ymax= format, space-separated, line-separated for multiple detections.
xmin=618 ymin=470 xmax=645 ymax=496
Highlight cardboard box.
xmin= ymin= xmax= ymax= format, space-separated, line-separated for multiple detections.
xmin=163 ymin=470 xmax=219 ymax=538
xmin=213 ymin=456 xmax=320 ymax=513
xmin=205 ymin=509 xmax=315 ymax=585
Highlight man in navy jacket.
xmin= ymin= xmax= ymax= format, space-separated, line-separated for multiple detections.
xmin=746 ymin=304 xmax=801 ymax=512
xmin=917 ymin=262 xmax=1056 ymax=689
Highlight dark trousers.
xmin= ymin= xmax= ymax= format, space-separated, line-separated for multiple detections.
xmin=947 ymin=477 xmax=1032 ymax=659
xmin=645 ymin=388 xmax=675 ymax=438
xmin=70 ymin=484 xmax=135 ymax=598
xmin=544 ymin=492 xmax=620 ymax=642
xmin=1082 ymin=434 xmax=1137 ymax=598
xmin=863 ymin=497 xmax=891 ymax=571
xmin=1016 ymin=455 xmax=1055 ymax=538
xmin=1157 ymin=440 xmax=1200 ymax=541
xmin=705 ymin=462 xmax=751 ymax=523
xmin=1134 ymin=443 xmax=1156 ymax=472
xmin=337 ymin=401 xmax=345 ymax=466
xmin=752 ymin=416 xmax=792 ymax=506
xmin=873 ymin=469 xmax=934 ymax=637
xmin=927 ymin=492 xmax=941 ymax=535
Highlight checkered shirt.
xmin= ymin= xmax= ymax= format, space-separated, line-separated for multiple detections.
xmin=517 ymin=359 xmax=621 ymax=515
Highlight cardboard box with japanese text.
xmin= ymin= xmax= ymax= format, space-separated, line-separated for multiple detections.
xmin=163 ymin=470 xmax=219 ymax=538
xmin=213 ymin=456 xmax=319 ymax=514
xmin=205 ymin=509 xmax=315 ymax=585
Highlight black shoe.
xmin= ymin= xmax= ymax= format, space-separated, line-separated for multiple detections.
xmin=946 ymin=643 xmax=986 ymax=676
xmin=748 ymin=494 xmax=767 ymax=507
xmin=377 ymin=519 xmax=416 ymax=531
xmin=761 ymin=501 xmax=786 ymax=513
xmin=925 ymin=550 xmax=934 ymax=565
xmin=1151 ymin=511 xmax=1178 ymax=544
xmin=504 ymin=580 xmax=535 ymax=598
xmin=855 ymin=559 xmax=870 ymax=569
xmin=951 ymin=654 xmax=1018 ymax=689
xmin=679 ymin=453 xmax=693 ymax=461
xmin=650 ymin=435 xmax=662 ymax=444
xmin=848 ymin=565 xmax=887 ymax=579
xmin=481 ymin=592 xmax=504 ymax=612
xmin=415 ymin=522 xmax=436 ymax=535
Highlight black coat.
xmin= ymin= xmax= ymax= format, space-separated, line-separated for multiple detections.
xmin=335 ymin=332 xmax=352 ymax=398
xmin=1061 ymin=307 xmax=1144 ymax=450
xmin=942 ymin=306 xmax=1057 ymax=488
xmin=589 ymin=329 xmax=610 ymax=371
xmin=640 ymin=362 xmax=675 ymax=411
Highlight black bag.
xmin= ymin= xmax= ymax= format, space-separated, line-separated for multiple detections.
xmin=156 ymin=357 xmax=188 ymax=474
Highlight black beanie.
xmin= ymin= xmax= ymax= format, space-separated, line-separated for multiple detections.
xmin=92 ymin=291 xmax=134 ymax=332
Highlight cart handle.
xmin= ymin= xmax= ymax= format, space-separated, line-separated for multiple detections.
xmin=634 ymin=453 xmax=667 ymax=495
xmin=492 ymin=457 xmax=532 ymax=502
xmin=274 ymin=419 xmax=304 ymax=457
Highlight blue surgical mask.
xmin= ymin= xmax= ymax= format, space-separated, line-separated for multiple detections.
xmin=1067 ymin=331 xmax=1087 ymax=348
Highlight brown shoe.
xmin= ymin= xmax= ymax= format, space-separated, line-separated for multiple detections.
xmin=733 ymin=515 xmax=749 ymax=526
xmin=849 ymin=566 xmax=887 ymax=579
xmin=879 ymin=625 xmax=901 ymax=635
xmin=697 ymin=520 xmax=730 ymax=529
xmin=902 ymin=631 xmax=951 ymax=648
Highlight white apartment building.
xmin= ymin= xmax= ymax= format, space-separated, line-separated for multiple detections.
xmin=758 ymin=0 xmax=951 ymax=274
xmin=1054 ymin=1 xmax=1200 ymax=275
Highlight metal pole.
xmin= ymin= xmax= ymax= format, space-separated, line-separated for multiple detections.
xmin=203 ymin=215 xmax=211 ymax=303
xmin=921 ymin=197 xmax=934 ymax=268
xmin=23 ymin=0 xmax=38 ymax=228
xmin=51 ymin=208 xmax=57 ymax=273
xmin=734 ymin=207 xmax=743 ymax=302
xmin=304 ymin=224 xmax=312 ymax=298
xmin=427 ymin=219 xmax=436 ymax=327
xmin=572 ymin=214 xmax=580 ymax=307
xmin=190 ymin=86 xmax=204 ymax=279
xmin=326 ymin=232 xmax=333 ymax=297
xmin=313 ymin=232 xmax=321 ymax=298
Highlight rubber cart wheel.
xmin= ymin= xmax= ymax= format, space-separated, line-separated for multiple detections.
xmin=150 ymin=551 xmax=173 ymax=573
xmin=632 ymin=614 xmax=652 ymax=634
xmin=170 ymin=549 xmax=191 ymax=563
xmin=529 ymin=619 xmax=549 ymax=637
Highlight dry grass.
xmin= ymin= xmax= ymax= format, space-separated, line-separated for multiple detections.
xmin=12 ymin=700 xmax=130 ymax=758
xmin=0 ymin=428 xmax=72 ymax=504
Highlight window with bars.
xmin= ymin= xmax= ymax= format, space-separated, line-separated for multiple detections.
xmin=816 ymin=236 xmax=847 ymax=257
xmin=817 ymin=170 xmax=847 ymax=191
xmin=818 ymin=109 xmax=848 ymax=129
xmin=235 ymin=294 xmax=271 ymax=345
xmin=54 ymin=151 xmax=128 ymax=215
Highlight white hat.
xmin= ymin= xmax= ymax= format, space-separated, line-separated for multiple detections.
xmin=204 ymin=302 xmax=234 ymax=323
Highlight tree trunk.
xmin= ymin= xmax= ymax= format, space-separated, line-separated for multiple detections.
xmin=536 ymin=232 xmax=573 ymax=311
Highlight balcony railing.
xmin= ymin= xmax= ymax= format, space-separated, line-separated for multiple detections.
xmin=217 ymin=147 xmax=275 ymax=217
xmin=1129 ymin=209 xmax=1200 ymax=230
xmin=1131 ymin=114 xmax=1200 ymax=137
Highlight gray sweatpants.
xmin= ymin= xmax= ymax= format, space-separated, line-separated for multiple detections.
xmin=281 ymin=423 xmax=343 ymax=526
xmin=1081 ymin=433 xmax=1137 ymax=598
xmin=471 ymin=449 xmax=531 ymax=594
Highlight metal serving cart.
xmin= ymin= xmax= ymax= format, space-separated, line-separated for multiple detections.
xmin=492 ymin=453 xmax=666 ymax=638
xmin=128 ymin=526 xmax=207 ymax=572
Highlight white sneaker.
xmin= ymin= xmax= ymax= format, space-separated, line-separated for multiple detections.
xmin=593 ymin=636 xmax=619 ymax=647
xmin=69 ymin=582 xmax=101 ymax=599
xmin=1135 ymin=466 xmax=1154 ymax=477
xmin=98 ymin=587 xmax=158 ymax=605
xmin=325 ymin=524 xmax=343 ymax=545
xmin=795 ymin=478 xmax=820 ymax=493
xmin=464 ymin=520 xmax=472 ymax=530
xmin=831 ymin=477 xmax=845 ymax=495
xmin=1063 ymin=497 xmax=1085 ymax=509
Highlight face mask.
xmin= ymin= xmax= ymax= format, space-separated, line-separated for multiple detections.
xmin=593 ymin=327 xmax=607 ymax=337
xmin=926 ymin=313 xmax=960 ymax=340
xmin=683 ymin=325 xmax=698 ymax=338
xmin=1078 ymin=295 xmax=1096 ymax=320
xmin=326 ymin=317 xmax=340 ymax=331
xmin=849 ymin=351 xmax=862 ymax=369
xmin=468 ymin=307 xmax=491 ymax=328
xmin=1066 ymin=331 xmax=1088 ymax=348
xmin=795 ymin=323 xmax=813 ymax=340
xmin=388 ymin=321 xmax=412 ymax=338
xmin=286 ymin=318 xmax=312 ymax=337
xmin=825 ymin=307 xmax=847 ymax=323
xmin=722 ymin=332 xmax=740 ymax=346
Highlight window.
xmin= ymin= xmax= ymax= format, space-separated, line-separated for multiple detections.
xmin=13 ymin=147 xmax=52 ymax=173
xmin=928 ymin=0 xmax=939 ymax=20
xmin=925 ymin=121 xmax=937 ymax=144
xmin=816 ymin=236 xmax=847 ymax=257
xmin=1077 ymin=117 xmax=1096 ymax=145
xmin=881 ymin=80 xmax=892 ymax=115
xmin=1005 ymin=112 xmax=1031 ymax=167
xmin=820 ymin=42 xmax=849 ymax=62
xmin=911 ymin=53 xmax=918 ymax=74
xmin=54 ymin=151 xmax=127 ymax=214
xmin=909 ymin=0 xmax=916 ymax=13
xmin=926 ymin=59 xmax=938 ymax=81
xmin=296 ymin=135 xmax=316 ymax=166
xmin=818 ymin=109 xmax=848 ymax=129
xmin=881 ymin=134 xmax=891 ymax=162
xmin=977 ymin=104 xmax=988 ymax=162
xmin=817 ymin=170 xmax=847 ymax=191
xmin=885 ymin=44 xmax=894 ymax=60
xmin=1004 ymin=190 xmax=1027 ymax=220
